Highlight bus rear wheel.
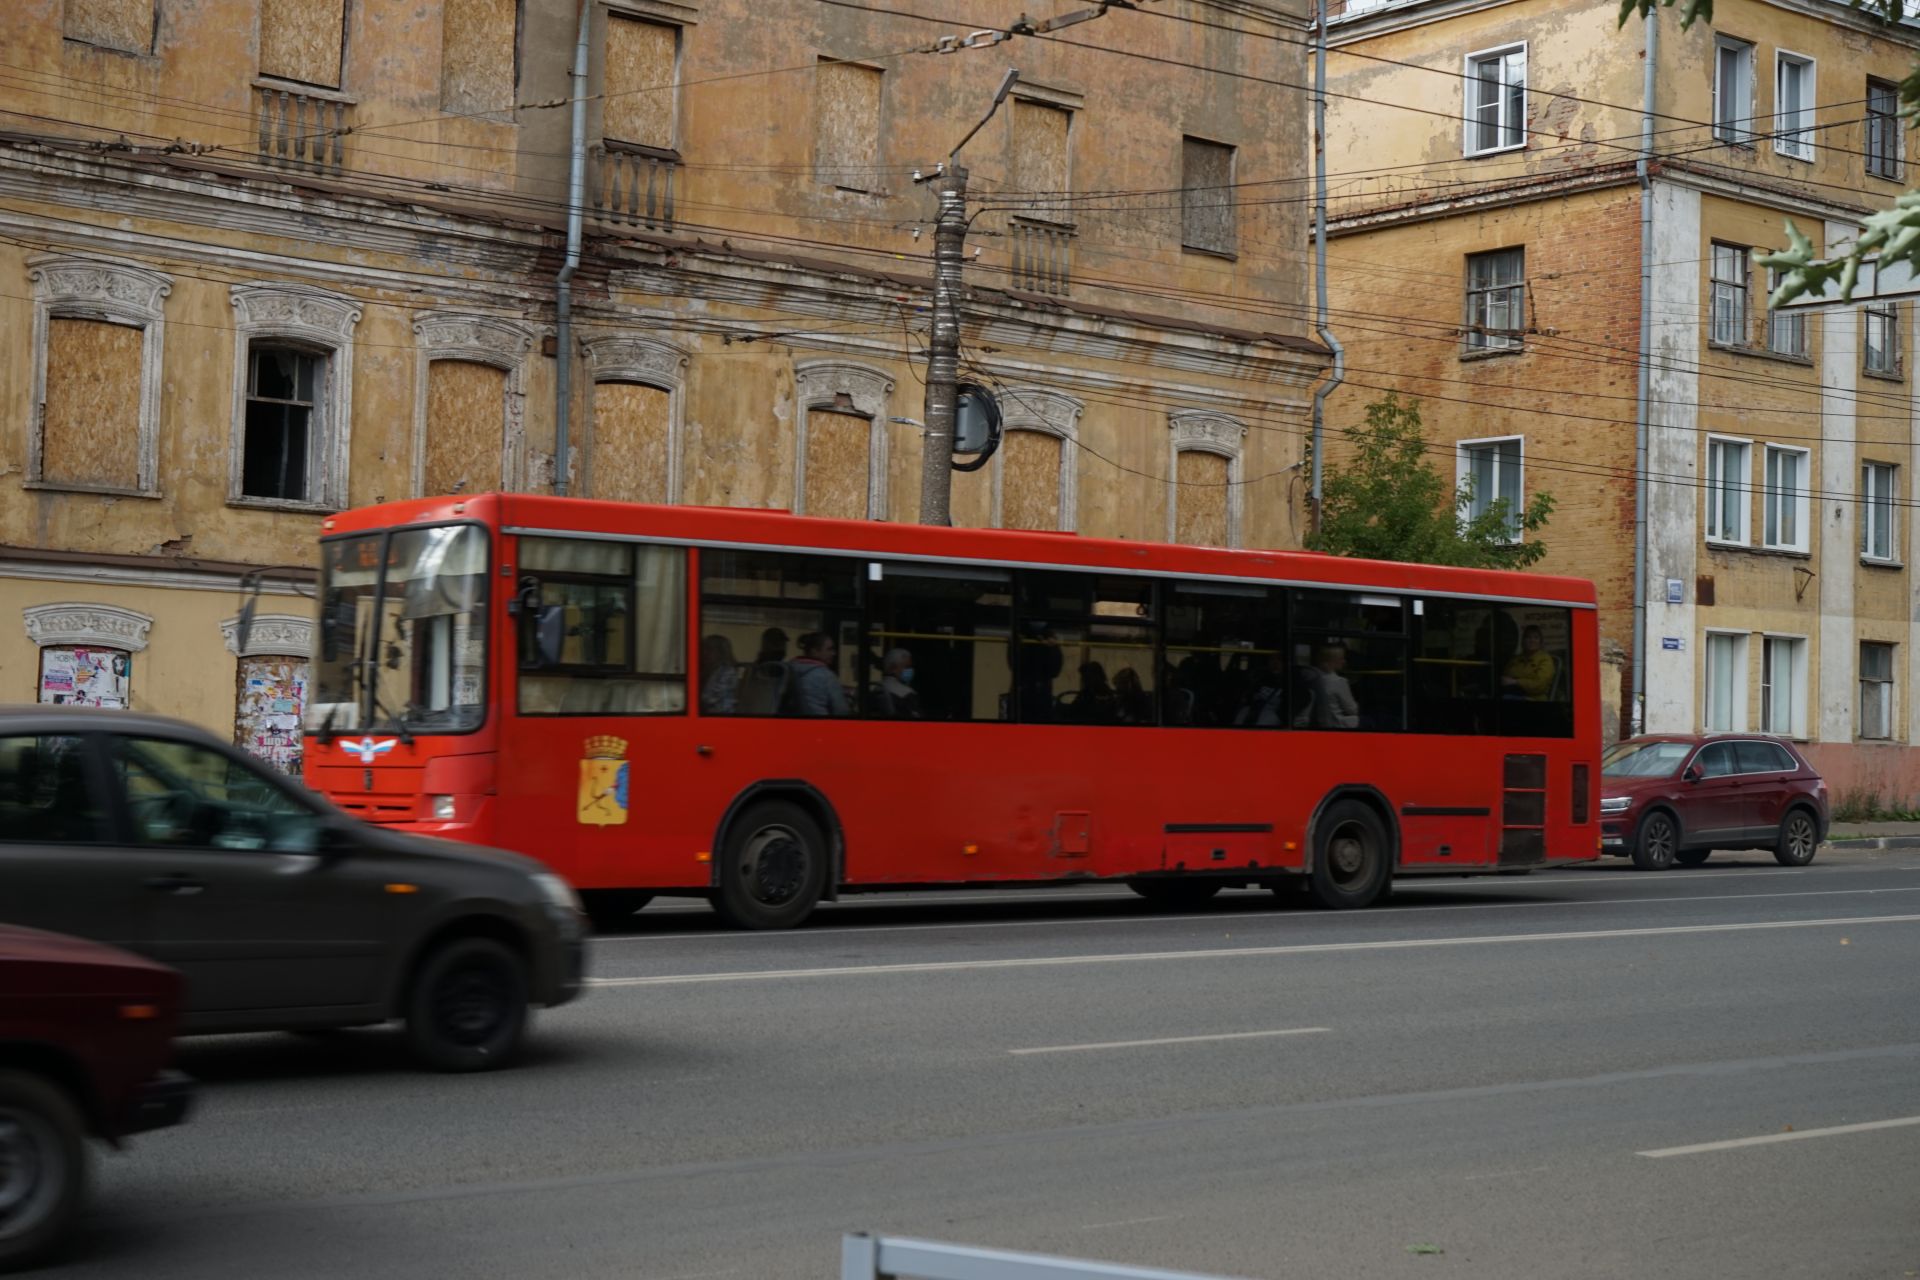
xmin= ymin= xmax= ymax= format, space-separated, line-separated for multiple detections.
xmin=713 ymin=800 xmax=828 ymax=930
xmin=1307 ymin=800 xmax=1391 ymax=909
xmin=1127 ymin=879 xmax=1223 ymax=908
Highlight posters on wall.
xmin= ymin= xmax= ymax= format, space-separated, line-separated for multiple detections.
xmin=38 ymin=646 xmax=131 ymax=707
xmin=235 ymin=656 xmax=308 ymax=775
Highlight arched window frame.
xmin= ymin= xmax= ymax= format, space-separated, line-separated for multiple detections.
xmin=582 ymin=334 xmax=689 ymax=502
xmin=227 ymin=281 xmax=362 ymax=511
xmin=411 ymin=313 xmax=537 ymax=496
xmin=990 ymin=386 xmax=1082 ymax=532
xmin=28 ymin=256 xmax=172 ymax=498
xmin=1167 ymin=409 xmax=1247 ymax=548
xmin=792 ymin=359 xmax=894 ymax=518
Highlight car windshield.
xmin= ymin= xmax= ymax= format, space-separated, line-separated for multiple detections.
xmin=1601 ymin=740 xmax=1694 ymax=778
xmin=307 ymin=524 xmax=488 ymax=736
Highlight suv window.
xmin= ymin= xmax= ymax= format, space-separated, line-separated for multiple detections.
xmin=113 ymin=737 xmax=323 ymax=853
xmin=1735 ymin=740 xmax=1796 ymax=773
xmin=0 ymin=735 xmax=106 ymax=843
xmin=1695 ymin=742 xmax=1739 ymax=777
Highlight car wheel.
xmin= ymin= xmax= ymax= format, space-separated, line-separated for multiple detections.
xmin=1674 ymin=848 xmax=1712 ymax=867
xmin=1631 ymin=811 xmax=1678 ymax=870
xmin=712 ymin=800 xmax=828 ymax=930
xmin=1307 ymin=799 xmax=1391 ymax=909
xmin=1127 ymin=879 xmax=1224 ymax=908
xmin=1774 ymin=809 xmax=1820 ymax=867
xmin=404 ymin=937 xmax=530 ymax=1073
xmin=579 ymin=890 xmax=655 ymax=933
xmin=0 ymin=1070 xmax=88 ymax=1274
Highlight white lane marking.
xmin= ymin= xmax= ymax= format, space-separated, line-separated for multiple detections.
xmin=1078 ymin=1215 xmax=1180 ymax=1231
xmin=1009 ymin=1027 xmax=1331 ymax=1056
xmin=589 ymin=884 xmax=1920 ymax=945
xmin=586 ymin=912 xmax=1920 ymax=987
xmin=1638 ymin=1115 xmax=1920 ymax=1158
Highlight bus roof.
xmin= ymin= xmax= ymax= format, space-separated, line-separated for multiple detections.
xmin=322 ymin=493 xmax=1597 ymax=609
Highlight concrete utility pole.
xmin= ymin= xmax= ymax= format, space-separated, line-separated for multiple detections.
xmin=916 ymin=67 xmax=1019 ymax=527
xmin=919 ymin=166 xmax=968 ymax=527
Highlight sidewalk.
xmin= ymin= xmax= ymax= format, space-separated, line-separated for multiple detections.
xmin=1824 ymin=819 xmax=1920 ymax=850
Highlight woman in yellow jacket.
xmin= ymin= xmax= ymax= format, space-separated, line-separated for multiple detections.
xmin=1501 ymin=625 xmax=1555 ymax=700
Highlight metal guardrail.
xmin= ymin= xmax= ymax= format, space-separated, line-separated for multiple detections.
xmin=842 ymin=1234 xmax=1247 ymax=1280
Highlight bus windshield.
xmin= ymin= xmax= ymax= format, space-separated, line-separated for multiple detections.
xmin=308 ymin=524 xmax=488 ymax=736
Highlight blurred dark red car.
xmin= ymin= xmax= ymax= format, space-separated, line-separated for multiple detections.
xmin=0 ymin=926 xmax=193 ymax=1272
xmin=1599 ymin=734 xmax=1829 ymax=870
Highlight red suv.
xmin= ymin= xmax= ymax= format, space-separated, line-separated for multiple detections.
xmin=1599 ymin=735 xmax=1829 ymax=870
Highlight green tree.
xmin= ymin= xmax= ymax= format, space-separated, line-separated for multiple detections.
xmin=1620 ymin=0 xmax=1920 ymax=305
xmin=1307 ymin=395 xmax=1555 ymax=569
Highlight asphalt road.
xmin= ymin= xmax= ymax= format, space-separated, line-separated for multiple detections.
xmin=67 ymin=848 xmax=1920 ymax=1280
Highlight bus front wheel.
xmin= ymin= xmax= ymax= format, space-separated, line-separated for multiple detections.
xmin=713 ymin=800 xmax=828 ymax=930
xmin=1307 ymin=800 xmax=1391 ymax=909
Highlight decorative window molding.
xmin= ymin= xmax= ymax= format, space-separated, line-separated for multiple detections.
xmin=220 ymin=613 xmax=314 ymax=658
xmin=27 ymin=255 xmax=172 ymax=497
xmin=991 ymin=387 xmax=1083 ymax=532
xmin=583 ymin=333 xmax=689 ymax=502
xmin=228 ymin=281 xmax=362 ymax=511
xmin=23 ymin=602 xmax=154 ymax=652
xmin=793 ymin=359 xmax=894 ymax=518
xmin=1166 ymin=409 xmax=1246 ymax=547
xmin=412 ymin=313 xmax=537 ymax=496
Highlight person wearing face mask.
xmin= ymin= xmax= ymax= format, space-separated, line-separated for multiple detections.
xmin=871 ymin=647 xmax=921 ymax=719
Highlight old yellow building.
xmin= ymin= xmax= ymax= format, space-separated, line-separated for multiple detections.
xmin=1327 ymin=0 xmax=1920 ymax=800
xmin=0 ymin=0 xmax=1326 ymax=763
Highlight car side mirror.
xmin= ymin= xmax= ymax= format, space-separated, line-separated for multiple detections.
xmin=1683 ymin=765 xmax=1702 ymax=783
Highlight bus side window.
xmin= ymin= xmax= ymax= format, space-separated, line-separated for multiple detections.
xmin=516 ymin=539 xmax=687 ymax=716
xmin=1410 ymin=600 xmax=1497 ymax=735
xmin=1164 ymin=581 xmax=1284 ymax=729
xmin=698 ymin=551 xmax=862 ymax=718
xmin=866 ymin=565 xmax=1012 ymax=722
xmin=1494 ymin=605 xmax=1574 ymax=739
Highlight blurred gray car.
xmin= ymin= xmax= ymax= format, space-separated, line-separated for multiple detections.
xmin=0 ymin=707 xmax=585 ymax=1071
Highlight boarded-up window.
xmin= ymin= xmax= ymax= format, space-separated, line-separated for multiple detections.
xmin=814 ymin=61 xmax=882 ymax=191
xmin=1181 ymin=137 xmax=1235 ymax=256
xmin=65 ymin=0 xmax=151 ymax=52
xmin=1010 ymin=100 xmax=1072 ymax=220
xmin=591 ymin=381 xmax=671 ymax=504
xmin=442 ymin=0 xmax=518 ymax=116
xmin=424 ymin=360 xmax=506 ymax=496
xmin=804 ymin=409 xmax=870 ymax=519
xmin=259 ymin=0 xmax=345 ymax=88
xmin=604 ymin=16 xmax=676 ymax=150
xmin=41 ymin=318 xmax=142 ymax=491
xmin=1175 ymin=450 xmax=1229 ymax=547
xmin=1002 ymin=431 xmax=1062 ymax=531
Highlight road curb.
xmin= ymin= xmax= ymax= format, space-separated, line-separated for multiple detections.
xmin=1824 ymin=836 xmax=1920 ymax=851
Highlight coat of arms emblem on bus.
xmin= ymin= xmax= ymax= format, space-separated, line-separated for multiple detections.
xmin=577 ymin=735 xmax=630 ymax=827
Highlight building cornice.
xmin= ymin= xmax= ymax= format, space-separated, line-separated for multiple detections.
xmin=1328 ymin=162 xmax=1639 ymax=233
xmin=1658 ymin=159 xmax=1876 ymax=223
xmin=1330 ymin=0 xmax=1920 ymax=45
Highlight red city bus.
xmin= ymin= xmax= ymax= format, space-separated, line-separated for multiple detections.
xmin=299 ymin=493 xmax=1599 ymax=929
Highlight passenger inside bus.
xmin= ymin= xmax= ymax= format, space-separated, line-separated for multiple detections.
xmin=784 ymin=632 xmax=850 ymax=717
xmin=1294 ymin=643 xmax=1361 ymax=730
xmin=1501 ymin=625 xmax=1556 ymax=700
xmin=869 ymin=648 xmax=920 ymax=718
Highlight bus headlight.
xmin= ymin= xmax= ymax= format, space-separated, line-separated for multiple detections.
xmin=430 ymin=794 xmax=457 ymax=821
xmin=1599 ymin=796 xmax=1631 ymax=814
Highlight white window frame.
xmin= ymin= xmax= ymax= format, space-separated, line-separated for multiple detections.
xmin=1761 ymin=443 xmax=1811 ymax=552
xmin=1703 ymin=629 xmax=1750 ymax=733
xmin=1705 ymin=434 xmax=1753 ymax=546
xmin=1864 ymin=300 xmax=1902 ymax=377
xmin=1760 ymin=632 xmax=1808 ymax=739
xmin=1773 ymin=51 xmax=1815 ymax=161
xmin=1710 ymin=242 xmax=1751 ymax=347
xmin=990 ymin=387 xmax=1083 ymax=532
xmin=28 ymin=256 xmax=172 ymax=499
xmin=1714 ymin=36 xmax=1756 ymax=145
xmin=1861 ymin=460 xmax=1899 ymax=563
xmin=228 ymin=282 xmax=360 ymax=512
xmin=1766 ymin=267 xmax=1807 ymax=357
xmin=1859 ymin=640 xmax=1896 ymax=741
xmin=1867 ymin=77 xmax=1903 ymax=181
xmin=1456 ymin=434 xmax=1525 ymax=543
xmin=1166 ymin=410 xmax=1247 ymax=548
xmin=1462 ymin=43 xmax=1527 ymax=157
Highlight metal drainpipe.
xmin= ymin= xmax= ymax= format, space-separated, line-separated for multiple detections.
xmin=1631 ymin=9 xmax=1658 ymax=735
xmin=1309 ymin=0 xmax=1344 ymax=535
xmin=554 ymin=0 xmax=591 ymax=496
